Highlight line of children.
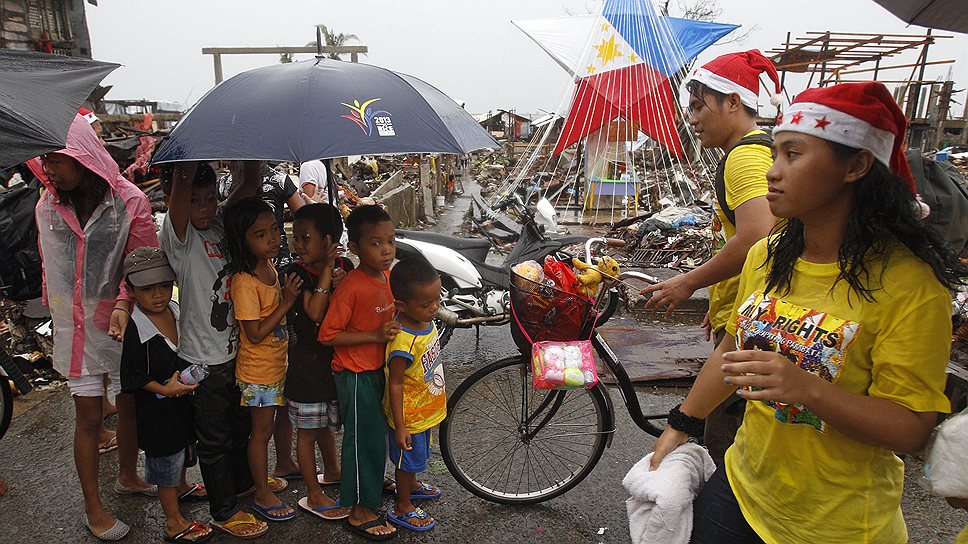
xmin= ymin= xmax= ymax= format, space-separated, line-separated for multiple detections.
xmin=150 ymin=186 xmax=445 ymax=540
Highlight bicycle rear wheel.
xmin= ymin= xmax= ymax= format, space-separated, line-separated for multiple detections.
xmin=440 ymin=355 xmax=611 ymax=505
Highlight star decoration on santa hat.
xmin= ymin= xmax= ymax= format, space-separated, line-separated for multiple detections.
xmin=815 ymin=116 xmax=831 ymax=130
xmin=791 ymin=112 xmax=803 ymax=124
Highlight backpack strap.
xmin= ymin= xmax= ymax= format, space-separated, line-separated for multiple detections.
xmin=714 ymin=131 xmax=773 ymax=227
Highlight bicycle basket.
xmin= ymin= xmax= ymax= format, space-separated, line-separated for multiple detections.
xmin=509 ymin=269 xmax=597 ymax=354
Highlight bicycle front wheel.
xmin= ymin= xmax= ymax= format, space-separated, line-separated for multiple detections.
xmin=440 ymin=355 xmax=611 ymax=505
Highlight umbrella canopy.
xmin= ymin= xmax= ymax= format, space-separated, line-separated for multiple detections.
xmin=153 ymin=58 xmax=498 ymax=164
xmin=872 ymin=0 xmax=968 ymax=34
xmin=0 ymin=50 xmax=119 ymax=169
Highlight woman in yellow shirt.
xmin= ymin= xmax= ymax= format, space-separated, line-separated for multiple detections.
xmin=651 ymin=82 xmax=966 ymax=543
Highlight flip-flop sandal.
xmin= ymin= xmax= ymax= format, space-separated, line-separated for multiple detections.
xmin=164 ymin=520 xmax=213 ymax=543
xmin=297 ymin=496 xmax=349 ymax=521
xmin=342 ymin=517 xmax=397 ymax=541
xmin=250 ymin=499 xmax=296 ymax=522
xmin=87 ymin=519 xmax=130 ymax=541
xmin=407 ymin=482 xmax=441 ymax=500
xmin=267 ymin=475 xmax=288 ymax=493
xmin=211 ymin=513 xmax=268 ymax=540
xmin=317 ymin=474 xmax=340 ymax=485
xmin=97 ymin=436 xmax=118 ymax=455
xmin=271 ymin=470 xmax=302 ymax=480
xmin=177 ymin=483 xmax=208 ymax=503
xmin=387 ymin=506 xmax=436 ymax=532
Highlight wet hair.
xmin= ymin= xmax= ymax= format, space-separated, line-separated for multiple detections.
xmin=346 ymin=204 xmax=392 ymax=243
xmin=390 ymin=257 xmax=440 ymax=301
xmin=158 ymin=162 xmax=217 ymax=195
xmin=765 ymin=141 xmax=968 ymax=301
xmin=685 ymin=80 xmax=758 ymax=118
xmin=224 ymin=197 xmax=274 ymax=275
xmin=293 ymin=203 xmax=343 ymax=241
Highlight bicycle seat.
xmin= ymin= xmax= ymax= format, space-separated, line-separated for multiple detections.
xmin=396 ymin=230 xmax=492 ymax=262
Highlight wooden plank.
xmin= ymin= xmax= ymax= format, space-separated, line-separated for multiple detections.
xmin=202 ymin=45 xmax=368 ymax=55
xmin=597 ymin=326 xmax=712 ymax=383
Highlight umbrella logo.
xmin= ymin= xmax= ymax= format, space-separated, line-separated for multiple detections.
xmin=341 ymin=98 xmax=395 ymax=137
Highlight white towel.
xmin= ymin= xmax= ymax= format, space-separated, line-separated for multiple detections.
xmin=622 ymin=443 xmax=716 ymax=544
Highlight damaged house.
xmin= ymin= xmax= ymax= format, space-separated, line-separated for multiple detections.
xmin=0 ymin=0 xmax=94 ymax=57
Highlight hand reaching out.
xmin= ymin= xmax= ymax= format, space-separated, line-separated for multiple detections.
xmin=638 ymin=273 xmax=697 ymax=318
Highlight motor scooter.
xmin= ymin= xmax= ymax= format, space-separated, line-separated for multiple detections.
xmin=395 ymin=194 xmax=624 ymax=346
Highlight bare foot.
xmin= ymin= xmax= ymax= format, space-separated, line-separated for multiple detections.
xmin=253 ymin=492 xmax=295 ymax=520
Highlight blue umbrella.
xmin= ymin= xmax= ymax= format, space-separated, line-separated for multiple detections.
xmin=153 ymin=57 xmax=498 ymax=163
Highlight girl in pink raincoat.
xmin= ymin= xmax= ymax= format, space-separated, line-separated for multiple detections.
xmin=29 ymin=114 xmax=159 ymax=541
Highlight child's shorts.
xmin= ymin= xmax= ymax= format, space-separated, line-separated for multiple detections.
xmin=145 ymin=447 xmax=193 ymax=488
xmin=238 ymin=378 xmax=286 ymax=407
xmin=288 ymin=400 xmax=340 ymax=430
xmin=68 ymin=369 xmax=121 ymax=398
xmin=387 ymin=426 xmax=432 ymax=474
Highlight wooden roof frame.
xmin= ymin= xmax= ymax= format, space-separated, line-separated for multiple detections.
xmin=767 ymin=30 xmax=953 ymax=86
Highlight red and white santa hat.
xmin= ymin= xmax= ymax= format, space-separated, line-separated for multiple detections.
xmin=688 ymin=49 xmax=783 ymax=110
xmin=78 ymin=107 xmax=99 ymax=125
xmin=774 ymin=81 xmax=927 ymax=216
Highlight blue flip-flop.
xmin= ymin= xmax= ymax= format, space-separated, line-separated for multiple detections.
xmin=387 ymin=506 xmax=436 ymax=531
xmin=250 ymin=500 xmax=296 ymax=522
xmin=408 ymin=482 xmax=441 ymax=500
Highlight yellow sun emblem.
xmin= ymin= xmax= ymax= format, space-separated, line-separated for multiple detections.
xmin=594 ymin=34 xmax=623 ymax=66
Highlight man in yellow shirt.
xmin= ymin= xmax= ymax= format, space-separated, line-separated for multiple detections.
xmin=642 ymin=50 xmax=780 ymax=464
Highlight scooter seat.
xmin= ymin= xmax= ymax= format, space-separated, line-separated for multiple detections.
xmin=396 ymin=230 xmax=492 ymax=262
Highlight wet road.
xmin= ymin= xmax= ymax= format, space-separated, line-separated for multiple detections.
xmin=1 ymin=323 xmax=965 ymax=543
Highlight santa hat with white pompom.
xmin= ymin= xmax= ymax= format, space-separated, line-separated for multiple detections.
xmin=774 ymin=81 xmax=931 ymax=218
xmin=687 ymin=49 xmax=783 ymax=110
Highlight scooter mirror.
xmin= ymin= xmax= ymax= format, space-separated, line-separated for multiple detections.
xmin=535 ymin=198 xmax=558 ymax=232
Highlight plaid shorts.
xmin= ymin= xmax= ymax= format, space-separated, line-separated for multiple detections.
xmin=288 ymin=400 xmax=340 ymax=430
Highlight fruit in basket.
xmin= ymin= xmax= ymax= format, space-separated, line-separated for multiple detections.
xmin=512 ymin=260 xmax=545 ymax=285
xmin=572 ymin=256 xmax=621 ymax=298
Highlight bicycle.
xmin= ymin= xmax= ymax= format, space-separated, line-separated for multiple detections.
xmin=439 ymin=238 xmax=672 ymax=505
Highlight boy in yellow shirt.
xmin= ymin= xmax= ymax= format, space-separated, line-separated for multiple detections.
xmin=384 ymin=257 xmax=446 ymax=532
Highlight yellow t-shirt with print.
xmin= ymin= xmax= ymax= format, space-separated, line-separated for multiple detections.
xmin=384 ymin=322 xmax=446 ymax=434
xmin=232 ymin=271 xmax=288 ymax=385
xmin=723 ymin=238 xmax=952 ymax=544
xmin=708 ymin=130 xmax=772 ymax=333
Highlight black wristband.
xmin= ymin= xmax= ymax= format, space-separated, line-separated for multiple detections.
xmin=668 ymin=404 xmax=704 ymax=439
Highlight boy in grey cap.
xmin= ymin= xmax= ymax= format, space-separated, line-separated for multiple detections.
xmin=119 ymin=246 xmax=213 ymax=543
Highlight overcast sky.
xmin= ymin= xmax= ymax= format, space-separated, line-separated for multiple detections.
xmin=85 ymin=0 xmax=968 ymax=116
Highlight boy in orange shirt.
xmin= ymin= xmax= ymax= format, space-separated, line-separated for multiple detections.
xmin=319 ymin=205 xmax=400 ymax=541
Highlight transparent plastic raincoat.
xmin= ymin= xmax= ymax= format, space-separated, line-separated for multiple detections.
xmin=29 ymin=115 xmax=158 ymax=379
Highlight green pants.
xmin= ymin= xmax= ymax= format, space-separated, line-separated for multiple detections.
xmin=334 ymin=369 xmax=387 ymax=509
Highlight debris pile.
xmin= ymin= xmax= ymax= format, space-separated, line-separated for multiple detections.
xmin=608 ymin=205 xmax=712 ymax=270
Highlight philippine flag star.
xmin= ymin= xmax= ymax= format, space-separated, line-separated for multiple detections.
xmin=514 ymin=0 xmax=738 ymax=157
